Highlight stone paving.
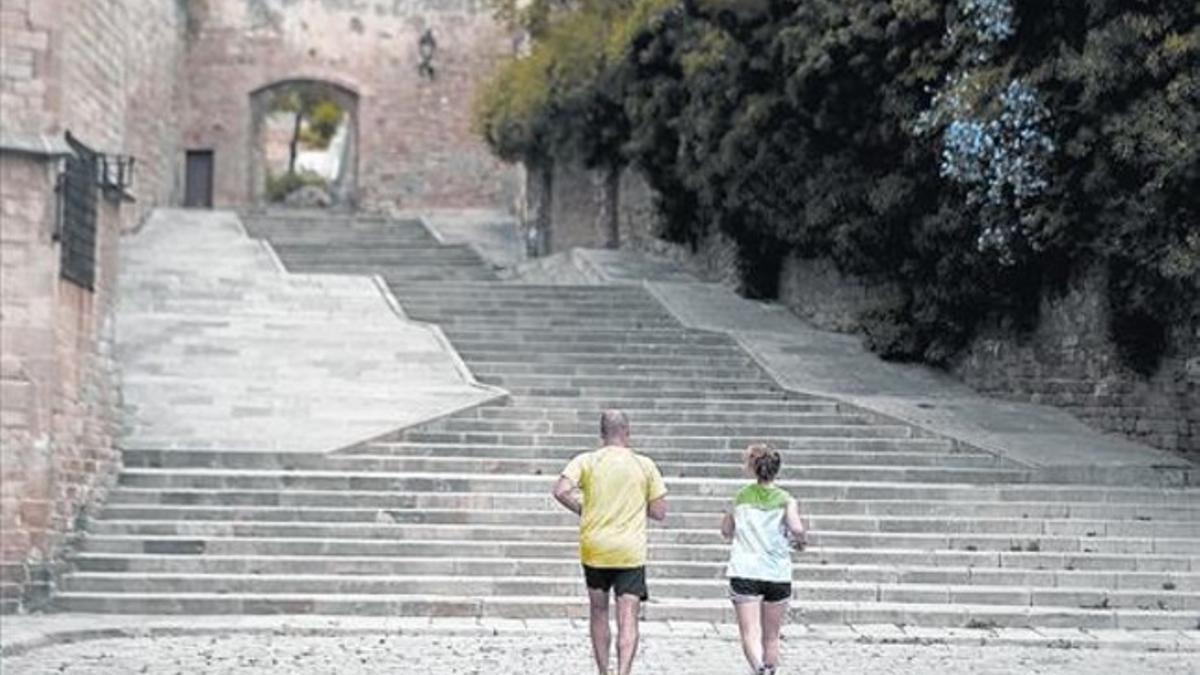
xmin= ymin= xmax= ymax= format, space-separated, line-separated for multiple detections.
xmin=116 ymin=209 xmax=501 ymax=452
xmin=3 ymin=629 xmax=1197 ymax=674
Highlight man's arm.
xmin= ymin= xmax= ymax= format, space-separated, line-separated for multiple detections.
xmin=647 ymin=496 xmax=668 ymax=521
xmin=553 ymin=475 xmax=582 ymax=516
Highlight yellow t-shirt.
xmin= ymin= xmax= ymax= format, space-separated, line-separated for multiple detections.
xmin=562 ymin=445 xmax=668 ymax=568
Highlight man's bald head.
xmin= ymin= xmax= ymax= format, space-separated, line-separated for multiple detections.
xmin=600 ymin=409 xmax=630 ymax=445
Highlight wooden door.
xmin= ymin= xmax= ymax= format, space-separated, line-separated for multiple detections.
xmin=184 ymin=150 xmax=214 ymax=208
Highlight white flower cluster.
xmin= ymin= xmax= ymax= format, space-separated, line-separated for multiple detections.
xmin=920 ymin=0 xmax=1055 ymax=263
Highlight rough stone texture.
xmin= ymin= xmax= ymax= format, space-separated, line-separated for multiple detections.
xmin=182 ymin=0 xmax=519 ymax=210
xmin=616 ymin=169 xmax=742 ymax=290
xmin=0 ymin=156 xmax=123 ymax=614
xmin=952 ymin=264 xmax=1199 ymax=457
xmin=0 ymin=0 xmax=188 ymax=612
xmin=542 ymin=160 xmax=617 ymax=252
xmin=779 ymin=255 xmax=904 ymax=334
xmin=526 ymin=164 xmax=741 ymax=288
xmin=776 ymin=256 xmax=1198 ymax=458
xmin=1 ymin=0 xmax=187 ymax=220
xmin=2 ymin=630 xmax=1197 ymax=674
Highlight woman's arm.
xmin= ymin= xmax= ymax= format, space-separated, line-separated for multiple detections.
xmin=720 ymin=510 xmax=735 ymax=542
xmin=785 ymin=498 xmax=807 ymax=549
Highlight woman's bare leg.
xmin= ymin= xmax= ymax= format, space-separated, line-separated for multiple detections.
xmin=734 ymin=600 xmax=764 ymax=672
xmin=760 ymin=600 xmax=789 ymax=670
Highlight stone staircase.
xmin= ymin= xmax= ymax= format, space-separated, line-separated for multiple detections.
xmin=52 ymin=212 xmax=1200 ymax=630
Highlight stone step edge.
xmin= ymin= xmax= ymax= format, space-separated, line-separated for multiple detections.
xmin=58 ymin=571 xmax=1200 ymax=601
xmin=3 ymin=616 xmax=1193 ymax=661
xmin=47 ymin=592 xmax=1200 ymax=629
xmin=100 ymin=489 xmax=1200 ymax=511
xmin=89 ymin=506 xmax=1200 ymax=528
xmin=95 ymin=501 xmax=1200 ymax=520
xmin=66 ymin=553 xmax=1200 ymax=581
xmin=81 ymin=523 xmax=1200 ymax=550
xmin=75 ymin=534 xmax=1200 ymax=560
xmin=110 ymin=468 xmax=1200 ymax=495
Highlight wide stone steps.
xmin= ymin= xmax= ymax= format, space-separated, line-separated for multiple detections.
xmin=400 ymin=428 xmax=919 ymax=447
xmin=107 ymin=471 xmax=1200 ymax=506
xmin=454 ymin=342 xmax=756 ymax=358
xmin=87 ymin=507 xmax=1200 ymax=539
xmin=131 ymin=446 xmax=1002 ymax=469
xmin=68 ymin=555 xmax=1199 ymax=592
xmin=73 ymin=536 xmax=1199 ymax=574
xmin=77 ymin=521 xmax=1200 ymax=556
xmin=411 ymin=415 xmax=875 ymax=434
xmin=451 ymin=404 xmax=848 ymax=422
xmin=465 ymin=363 xmax=774 ymax=379
xmin=56 ymin=573 xmax=1200 ymax=614
xmin=98 ymin=493 xmax=1200 ymax=522
xmin=437 ymin=328 xmax=736 ymax=346
xmin=64 ymin=212 xmax=1200 ymax=630
xmin=447 ymin=352 xmax=759 ymax=369
xmin=336 ymin=450 xmax=1000 ymax=470
xmin=115 ymin=464 xmax=1028 ymax=486
xmin=51 ymin=592 xmax=1199 ymax=628
xmin=398 ymin=303 xmax=675 ymax=316
xmin=502 ymin=396 xmax=829 ymax=411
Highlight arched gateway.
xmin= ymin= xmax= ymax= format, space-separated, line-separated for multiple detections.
xmin=248 ymin=79 xmax=360 ymax=208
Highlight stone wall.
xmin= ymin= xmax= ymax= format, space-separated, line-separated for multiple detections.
xmin=952 ymin=265 xmax=1199 ymax=455
xmin=778 ymin=256 xmax=904 ymax=334
xmin=543 ymin=161 xmax=618 ymax=252
xmin=183 ymin=0 xmax=519 ymax=210
xmin=523 ymin=162 xmax=741 ymax=287
xmin=0 ymin=0 xmax=187 ymax=612
xmin=780 ymin=255 xmax=1199 ymax=456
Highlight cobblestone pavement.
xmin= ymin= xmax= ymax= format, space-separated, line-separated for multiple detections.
xmin=3 ymin=632 xmax=1196 ymax=675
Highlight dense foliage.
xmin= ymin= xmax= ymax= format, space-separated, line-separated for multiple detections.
xmin=475 ymin=0 xmax=1199 ymax=371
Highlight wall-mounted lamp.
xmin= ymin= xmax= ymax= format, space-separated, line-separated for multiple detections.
xmin=418 ymin=28 xmax=437 ymax=80
xmin=98 ymin=154 xmax=135 ymax=193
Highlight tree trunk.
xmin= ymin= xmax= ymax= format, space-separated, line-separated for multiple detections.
xmin=530 ymin=161 xmax=553 ymax=257
xmin=288 ymin=112 xmax=302 ymax=174
xmin=605 ymin=164 xmax=621 ymax=249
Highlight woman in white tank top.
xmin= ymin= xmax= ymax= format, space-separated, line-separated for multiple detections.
xmin=720 ymin=444 xmax=807 ymax=675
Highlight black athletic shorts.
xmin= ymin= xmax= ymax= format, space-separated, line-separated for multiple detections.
xmin=729 ymin=577 xmax=792 ymax=604
xmin=583 ymin=565 xmax=648 ymax=601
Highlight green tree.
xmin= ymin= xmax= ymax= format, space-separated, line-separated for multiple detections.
xmin=475 ymin=0 xmax=1200 ymax=371
xmin=269 ymin=86 xmax=344 ymax=173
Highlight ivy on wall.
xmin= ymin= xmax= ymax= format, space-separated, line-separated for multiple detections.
xmin=475 ymin=0 xmax=1200 ymax=372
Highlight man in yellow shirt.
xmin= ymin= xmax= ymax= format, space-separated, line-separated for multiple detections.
xmin=553 ymin=410 xmax=668 ymax=675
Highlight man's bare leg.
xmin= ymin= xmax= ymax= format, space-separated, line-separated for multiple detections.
xmin=588 ymin=588 xmax=612 ymax=674
xmin=760 ymin=600 xmax=789 ymax=671
xmin=615 ymin=594 xmax=641 ymax=675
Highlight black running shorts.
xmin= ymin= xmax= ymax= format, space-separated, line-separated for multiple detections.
xmin=729 ymin=577 xmax=792 ymax=604
xmin=583 ymin=565 xmax=649 ymax=601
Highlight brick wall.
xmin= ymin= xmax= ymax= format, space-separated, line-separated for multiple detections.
xmin=0 ymin=0 xmax=186 ymax=612
xmin=183 ymin=0 xmax=519 ymax=210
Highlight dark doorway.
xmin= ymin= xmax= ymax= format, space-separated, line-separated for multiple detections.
xmin=184 ymin=150 xmax=214 ymax=208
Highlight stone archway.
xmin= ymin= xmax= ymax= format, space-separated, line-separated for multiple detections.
xmin=249 ymin=79 xmax=360 ymax=208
